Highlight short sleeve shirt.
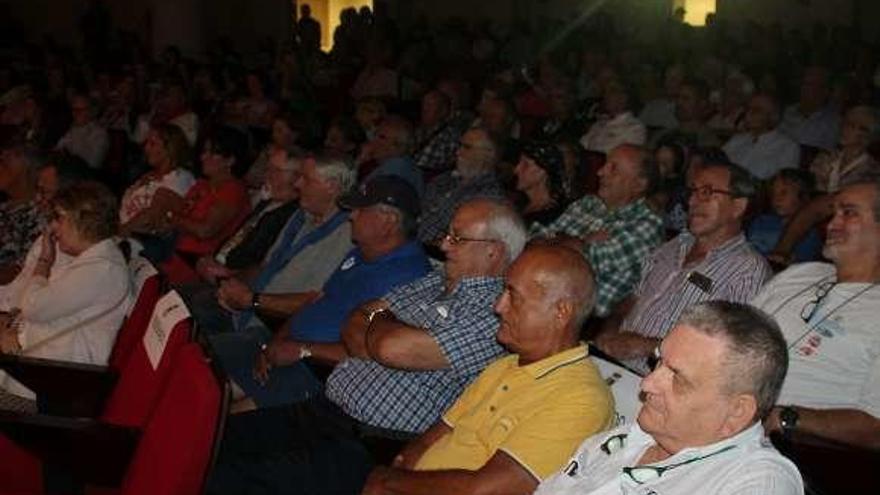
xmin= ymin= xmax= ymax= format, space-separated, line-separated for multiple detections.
xmin=326 ymin=271 xmax=506 ymax=433
xmin=751 ymin=262 xmax=880 ymax=418
xmin=414 ymin=345 xmax=615 ymax=481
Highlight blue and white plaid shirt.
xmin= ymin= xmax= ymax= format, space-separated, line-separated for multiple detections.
xmin=326 ymin=270 xmax=505 ymax=433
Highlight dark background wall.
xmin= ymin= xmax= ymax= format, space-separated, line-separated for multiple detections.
xmin=4 ymin=0 xmax=877 ymax=59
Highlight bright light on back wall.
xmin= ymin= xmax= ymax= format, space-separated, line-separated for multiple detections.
xmin=674 ymin=0 xmax=716 ymax=27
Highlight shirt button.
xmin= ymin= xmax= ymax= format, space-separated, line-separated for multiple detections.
xmin=502 ymin=385 xmax=508 ymax=391
xmin=489 ymin=406 xmax=496 ymax=412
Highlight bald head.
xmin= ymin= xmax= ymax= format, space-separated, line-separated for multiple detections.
xmin=495 ymin=245 xmax=596 ymax=362
xmin=525 ymin=245 xmax=596 ymax=328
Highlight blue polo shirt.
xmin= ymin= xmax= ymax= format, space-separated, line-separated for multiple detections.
xmin=288 ymin=240 xmax=430 ymax=342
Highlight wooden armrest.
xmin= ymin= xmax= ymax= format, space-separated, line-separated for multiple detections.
xmin=0 ymin=409 xmax=139 ymax=486
xmin=0 ymin=354 xmax=117 ymax=417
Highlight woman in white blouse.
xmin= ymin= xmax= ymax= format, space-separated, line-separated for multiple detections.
xmin=0 ymin=182 xmax=132 ymax=406
xmin=119 ymin=123 xmax=195 ymax=235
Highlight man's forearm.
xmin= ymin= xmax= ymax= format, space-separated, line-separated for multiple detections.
xmin=788 ymin=406 xmax=880 ymax=450
xmin=256 ymin=291 xmax=321 ymax=317
xmin=373 ymin=467 xmax=484 ymax=495
xmin=772 ymin=195 xmax=833 ymax=257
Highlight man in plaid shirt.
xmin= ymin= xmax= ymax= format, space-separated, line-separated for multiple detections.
xmin=532 ymin=144 xmax=664 ymax=317
xmin=208 ymin=198 xmax=528 ymax=494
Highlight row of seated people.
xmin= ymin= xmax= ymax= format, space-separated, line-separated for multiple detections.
xmin=1 ymin=128 xmax=878 ymax=493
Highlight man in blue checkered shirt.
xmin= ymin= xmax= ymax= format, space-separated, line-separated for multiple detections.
xmin=207 ymin=199 xmax=528 ymax=494
xmin=326 ymin=198 xmax=527 ymax=433
xmin=531 ymin=144 xmax=664 ymax=317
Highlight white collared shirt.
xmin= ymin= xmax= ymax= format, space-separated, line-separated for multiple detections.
xmin=534 ymin=423 xmax=803 ymax=495
xmin=722 ymin=129 xmax=801 ymax=179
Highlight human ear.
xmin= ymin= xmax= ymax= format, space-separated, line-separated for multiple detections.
xmin=722 ymin=393 xmax=758 ymax=436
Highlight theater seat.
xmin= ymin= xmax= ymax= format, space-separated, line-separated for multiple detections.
xmin=109 ymin=254 xmax=163 ymax=371
xmin=111 ymin=343 xmax=228 ymax=495
xmin=0 ymin=342 xmax=228 ymax=495
xmin=100 ymin=290 xmax=194 ymax=427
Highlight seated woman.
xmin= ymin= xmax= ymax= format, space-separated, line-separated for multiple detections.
xmin=160 ymin=127 xmax=251 ymax=283
xmin=119 ymin=123 xmax=195 ymax=236
xmin=0 ymin=182 xmax=132 ymax=410
xmin=513 ymin=141 xmax=567 ymax=227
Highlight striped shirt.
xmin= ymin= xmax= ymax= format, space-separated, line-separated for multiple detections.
xmin=621 ymin=232 xmax=771 ymax=372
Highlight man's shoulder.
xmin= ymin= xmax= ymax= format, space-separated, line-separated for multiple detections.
xmin=772 ymin=262 xmax=835 ymax=285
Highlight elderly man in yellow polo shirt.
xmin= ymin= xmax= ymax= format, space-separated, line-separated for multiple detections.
xmin=361 ymin=245 xmax=615 ymax=495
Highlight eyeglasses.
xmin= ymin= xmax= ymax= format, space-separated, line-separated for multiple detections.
xmin=599 ymin=434 xmax=736 ymax=484
xmin=686 ymin=185 xmax=736 ymax=201
xmin=443 ymin=232 xmax=497 ymax=246
xmin=800 ymin=280 xmax=836 ymax=323
xmin=622 ymin=445 xmax=736 ymax=484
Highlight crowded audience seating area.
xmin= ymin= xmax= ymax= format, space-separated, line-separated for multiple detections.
xmin=2 ymin=2 xmax=880 ymax=494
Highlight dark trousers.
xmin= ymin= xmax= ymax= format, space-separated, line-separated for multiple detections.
xmin=206 ymin=397 xmax=410 ymax=495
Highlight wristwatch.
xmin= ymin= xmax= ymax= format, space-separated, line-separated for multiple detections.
xmin=779 ymin=406 xmax=799 ymax=437
xmin=299 ymin=345 xmax=313 ymax=360
xmin=251 ymin=292 xmax=261 ymax=310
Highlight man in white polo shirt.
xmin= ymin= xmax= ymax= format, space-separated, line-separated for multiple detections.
xmin=534 ymin=301 xmax=803 ymax=495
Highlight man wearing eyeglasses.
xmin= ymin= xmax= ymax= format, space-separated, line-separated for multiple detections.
xmin=361 ymin=245 xmax=614 ymax=495
xmin=207 ymin=199 xmax=528 ymax=494
xmin=595 ymin=161 xmax=771 ymax=373
xmin=535 ymin=301 xmax=803 ymax=495
xmin=754 ymin=179 xmax=880 ymax=450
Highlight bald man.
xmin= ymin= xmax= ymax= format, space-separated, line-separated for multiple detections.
xmin=532 ymin=144 xmax=664 ymax=317
xmin=362 ymin=245 xmax=615 ymax=495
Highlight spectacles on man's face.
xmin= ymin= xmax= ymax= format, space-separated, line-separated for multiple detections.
xmin=800 ymin=280 xmax=836 ymax=323
xmin=443 ymin=232 xmax=497 ymax=246
xmin=686 ymin=185 xmax=736 ymax=201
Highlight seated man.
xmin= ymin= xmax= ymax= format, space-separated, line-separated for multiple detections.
xmin=413 ymin=90 xmax=466 ymax=173
xmin=324 ymin=198 xmax=526 ymax=433
xmin=206 ymin=202 xmax=536 ymax=495
xmin=535 ymin=301 xmax=803 ymax=495
xmin=722 ymin=93 xmax=800 ymax=180
xmin=418 ymin=126 xmax=505 ymax=244
xmin=532 ymin=144 xmax=664 ymax=316
xmin=357 ymin=115 xmax=424 ymax=196
xmin=755 ymin=180 xmax=880 ymax=449
xmin=212 ymin=176 xmax=431 ymax=411
xmin=360 ymin=245 xmax=615 ymax=495
xmin=197 ymin=147 xmax=300 ymax=279
xmin=596 ymin=161 xmax=771 ymax=372
xmin=182 ymin=154 xmax=353 ymax=334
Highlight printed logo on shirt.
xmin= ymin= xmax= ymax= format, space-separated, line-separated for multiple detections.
xmin=340 ymin=257 xmax=356 ymax=271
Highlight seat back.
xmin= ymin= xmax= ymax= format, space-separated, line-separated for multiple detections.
xmin=120 ymin=343 xmax=226 ymax=495
xmin=100 ymin=291 xmax=192 ymax=428
xmin=109 ymin=254 xmax=163 ymax=371
xmin=0 ymin=432 xmax=43 ymax=493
